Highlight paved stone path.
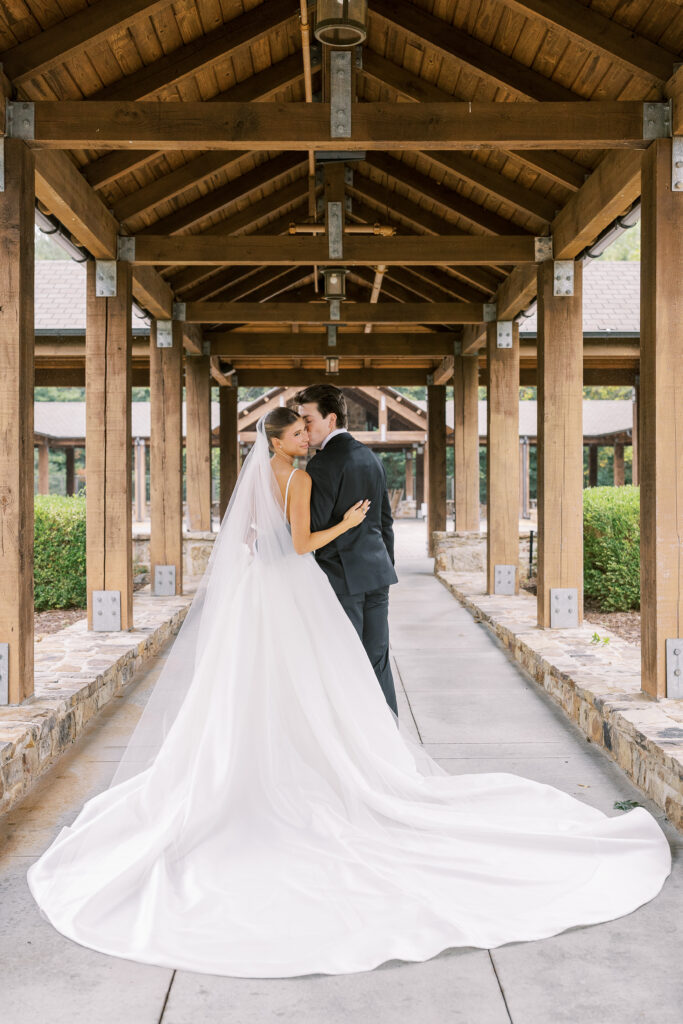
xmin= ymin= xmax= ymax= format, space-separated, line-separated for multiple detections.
xmin=1 ymin=521 xmax=681 ymax=1023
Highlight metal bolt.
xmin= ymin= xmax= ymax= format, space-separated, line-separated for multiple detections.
xmin=675 ymin=181 xmax=683 ymax=190
xmin=336 ymin=123 xmax=345 ymax=132
xmin=674 ymin=648 xmax=681 ymax=656
xmin=675 ymin=669 xmax=682 ymax=677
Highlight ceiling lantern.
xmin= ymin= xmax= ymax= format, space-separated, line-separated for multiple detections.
xmin=314 ymin=0 xmax=368 ymax=47
xmin=322 ymin=267 xmax=347 ymax=301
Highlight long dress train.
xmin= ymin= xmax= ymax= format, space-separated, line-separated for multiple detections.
xmin=26 ymin=422 xmax=671 ymax=977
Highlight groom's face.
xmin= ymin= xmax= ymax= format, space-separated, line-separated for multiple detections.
xmin=299 ymin=403 xmax=335 ymax=448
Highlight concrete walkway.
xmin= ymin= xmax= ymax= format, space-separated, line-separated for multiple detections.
xmin=1 ymin=520 xmax=681 ymax=1023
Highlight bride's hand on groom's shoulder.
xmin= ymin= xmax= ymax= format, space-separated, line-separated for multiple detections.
xmin=343 ymin=499 xmax=370 ymax=529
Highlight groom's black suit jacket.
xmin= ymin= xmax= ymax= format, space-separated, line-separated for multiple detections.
xmin=306 ymin=432 xmax=398 ymax=597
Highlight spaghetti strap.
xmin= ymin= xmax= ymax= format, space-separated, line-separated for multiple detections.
xmin=283 ymin=468 xmax=297 ymax=524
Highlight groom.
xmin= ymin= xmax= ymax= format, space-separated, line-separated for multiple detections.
xmin=295 ymin=385 xmax=399 ymax=717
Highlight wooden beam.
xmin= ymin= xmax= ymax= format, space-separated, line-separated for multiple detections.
xmin=360 ymin=50 xmax=587 ymax=191
xmin=233 ymin=369 xmax=428 ymax=385
xmin=496 ymin=0 xmax=677 ymax=84
xmin=185 ymin=355 xmax=212 ymax=532
xmin=453 ymin=355 xmax=480 ymax=531
xmin=640 ymin=138 xmax=683 ymax=699
xmin=23 ymin=101 xmax=650 ymax=151
xmin=209 ymin=332 xmax=458 ymax=357
xmin=370 ymin=0 xmax=578 ymax=102
xmin=0 ymin=139 xmax=35 ymax=703
xmin=150 ymin=320 xmax=183 ymax=595
xmin=486 ymin=321 xmax=520 ymax=594
xmin=132 ymin=235 xmax=538 ymax=268
xmin=664 ymin=64 xmax=683 ymax=136
xmin=183 ymin=300 xmax=484 ymax=324
xmin=427 ymin=385 xmax=447 ymax=554
xmin=0 ymin=0 xmax=175 ymax=85
xmin=362 ymin=386 xmax=428 ymax=429
xmin=536 ymin=260 xmax=584 ymax=628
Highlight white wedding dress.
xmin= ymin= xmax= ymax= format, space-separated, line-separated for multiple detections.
xmin=27 ymin=418 xmax=671 ymax=978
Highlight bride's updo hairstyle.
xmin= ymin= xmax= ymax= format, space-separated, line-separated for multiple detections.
xmin=263 ymin=407 xmax=302 ymax=450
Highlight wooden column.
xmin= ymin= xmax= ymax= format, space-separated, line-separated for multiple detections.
xmin=0 ymin=140 xmax=35 ymax=703
xmin=613 ymin=442 xmax=625 ymax=486
xmin=415 ymin=447 xmax=425 ymax=507
xmin=519 ymin=437 xmax=530 ymax=519
xmin=640 ymin=137 xmax=683 ymax=699
xmin=65 ymin=447 xmax=75 ymax=496
xmin=86 ymin=260 xmax=133 ymax=630
xmin=405 ymin=450 xmax=414 ymax=500
xmin=37 ymin=444 xmax=50 ymax=494
xmin=427 ymin=384 xmax=447 ymax=555
xmin=219 ymin=385 xmax=239 ymax=518
xmin=378 ymin=393 xmax=388 ymax=442
xmin=631 ymin=381 xmax=639 ymax=486
xmin=588 ymin=444 xmax=598 ymax=487
xmin=185 ymin=355 xmax=212 ymax=531
xmin=134 ymin=438 xmax=147 ymax=522
xmin=486 ymin=321 xmax=520 ymax=594
xmin=453 ymin=354 xmax=480 ymax=531
xmin=536 ymin=259 xmax=584 ymax=628
xmin=150 ymin=320 xmax=183 ymax=595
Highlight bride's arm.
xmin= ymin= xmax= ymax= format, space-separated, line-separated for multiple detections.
xmin=289 ymin=470 xmax=368 ymax=555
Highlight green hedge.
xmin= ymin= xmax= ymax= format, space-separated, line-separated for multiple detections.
xmin=34 ymin=495 xmax=87 ymax=611
xmin=583 ymin=485 xmax=640 ymax=611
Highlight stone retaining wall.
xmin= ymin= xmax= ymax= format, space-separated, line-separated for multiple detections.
xmin=436 ymin=569 xmax=683 ymax=832
xmin=433 ymin=530 xmax=535 ymax=582
xmin=0 ymin=587 xmax=195 ymax=816
xmin=133 ymin=531 xmax=216 ymax=578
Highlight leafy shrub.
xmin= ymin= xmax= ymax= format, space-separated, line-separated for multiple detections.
xmin=34 ymin=494 xmax=87 ymax=611
xmin=583 ymin=485 xmax=640 ymax=611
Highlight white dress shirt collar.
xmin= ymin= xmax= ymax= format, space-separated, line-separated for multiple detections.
xmin=319 ymin=427 xmax=348 ymax=450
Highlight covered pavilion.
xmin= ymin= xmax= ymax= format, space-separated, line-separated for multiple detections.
xmin=1 ymin=0 xmax=682 ymax=712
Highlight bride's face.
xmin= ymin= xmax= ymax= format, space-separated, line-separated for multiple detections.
xmin=276 ymin=418 xmax=310 ymax=458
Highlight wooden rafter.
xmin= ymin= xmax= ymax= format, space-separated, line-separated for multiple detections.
xmin=209 ymin=333 xmax=457 ymax=357
xmin=179 ymin=301 xmax=485 ymax=324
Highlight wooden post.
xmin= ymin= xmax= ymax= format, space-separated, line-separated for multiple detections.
xmin=150 ymin=320 xmax=183 ymax=595
xmin=65 ymin=447 xmax=75 ymax=496
xmin=38 ymin=443 xmax=50 ymax=494
xmin=86 ymin=260 xmax=133 ymax=631
xmin=519 ymin=437 xmax=530 ymax=519
xmin=378 ymin=393 xmax=388 ymax=442
xmin=185 ymin=355 xmax=212 ymax=531
xmin=219 ymin=385 xmax=239 ymax=519
xmin=631 ymin=380 xmax=639 ymax=486
xmin=415 ymin=447 xmax=425 ymax=508
xmin=486 ymin=321 xmax=520 ymax=594
xmin=427 ymin=384 xmax=447 ymax=555
xmin=453 ymin=354 xmax=480 ymax=531
xmin=613 ymin=442 xmax=625 ymax=486
xmin=536 ymin=259 xmax=584 ymax=628
xmin=405 ymin=450 xmax=414 ymax=500
xmin=134 ymin=438 xmax=147 ymax=522
xmin=640 ymin=137 xmax=683 ymax=699
xmin=588 ymin=444 xmax=598 ymax=487
xmin=0 ymin=140 xmax=35 ymax=703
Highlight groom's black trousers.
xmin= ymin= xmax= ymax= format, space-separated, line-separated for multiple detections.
xmin=337 ymin=586 xmax=398 ymax=717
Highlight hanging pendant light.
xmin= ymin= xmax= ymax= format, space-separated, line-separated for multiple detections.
xmin=315 ymin=0 xmax=368 ymax=47
xmin=322 ymin=266 xmax=347 ymax=301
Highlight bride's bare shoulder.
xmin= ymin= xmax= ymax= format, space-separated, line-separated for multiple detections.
xmin=290 ymin=468 xmax=311 ymax=490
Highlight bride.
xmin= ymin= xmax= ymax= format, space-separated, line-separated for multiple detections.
xmin=27 ymin=408 xmax=671 ymax=978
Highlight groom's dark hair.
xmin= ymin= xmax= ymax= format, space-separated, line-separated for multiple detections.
xmin=294 ymin=385 xmax=348 ymax=429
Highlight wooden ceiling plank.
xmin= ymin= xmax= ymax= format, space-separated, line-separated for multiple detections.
xmin=130 ymin=234 xmax=538 ymax=267
xmin=23 ymin=99 xmax=650 ymax=150
xmin=369 ymin=0 xmax=580 ymax=103
xmin=497 ymin=0 xmax=677 ymax=84
xmin=0 ymin=0 xmax=176 ymax=85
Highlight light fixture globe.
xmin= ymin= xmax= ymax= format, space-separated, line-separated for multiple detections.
xmin=314 ymin=0 xmax=368 ymax=47
xmin=322 ymin=266 xmax=347 ymax=301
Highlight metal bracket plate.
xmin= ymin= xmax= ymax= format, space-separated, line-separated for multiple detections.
xmin=666 ymin=639 xmax=683 ymax=699
xmin=95 ymin=260 xmax=117 ymax=297
xmin=92 ymin=591 xmax=122 ymax=631
xmin=327 ymin=324 xmax=338 ymax=347
xmin=344 ymin=166 xmax=354 ymax=186
xmin=327 ymin=201 xmax=343 ymax=258
xmin=553 ymin=260 xmax=574 ymax=296
xmin=117 ymin=235 xmax=135 ymax=261
xmin=496 ymin=321 xmax=513 ymax=349
xmin=344 ymin=194 xmax=352 ymax=214
xmin=483 ymin=302 xmax=497 ymax=322
xmin=643 ymin=101 xmax=672 ymax=140
xmin=156 ymin=319 xmax=172 ymax=348
xmin=6 ymin=101 xmax=35 ymax=140
xmin=549 ymin=587 xmax=579 ymax=628
xmin=534 ymin=236 xmax=553 ymax=262
xmin=672 ymin=136 xmax=683 ymax=193
xmin=154 ymin=565 xmax=176 ymax=597
xmin=329 ymin=299 xmax=341 ymax=321
xmin=494 ymin=565 xmax=516 ymax=595
xmin=0 ymin=643 xmax=8 ymax=704
xmin=330 ymin=50 xmax=352 ymax=139
xmin=172 ymin=302 xmax=186 ymax=322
